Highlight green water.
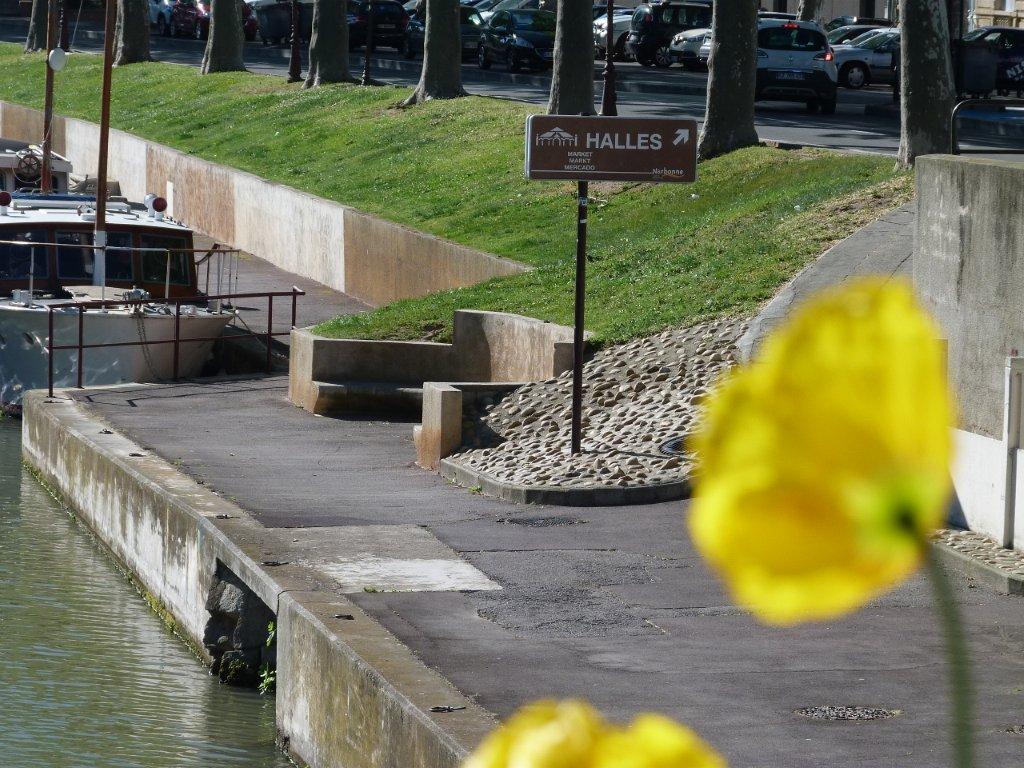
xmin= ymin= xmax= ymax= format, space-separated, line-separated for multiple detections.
xmin=0 ymin=421 xmax=292 ymax=768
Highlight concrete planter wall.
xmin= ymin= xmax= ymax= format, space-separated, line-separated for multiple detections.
xmin=289 ymin=309 xmax=580 ymax=415
xmin=0 ymin=101 xmax=527 ymax=306
xmin=915 ymin=155 xmax=1024 ymax=549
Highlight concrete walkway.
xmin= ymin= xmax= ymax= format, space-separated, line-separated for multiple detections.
xmin=738 ymin=202 xmax=914 ymax=360
xmin=75 ymin=375 xmax=1024 ymax=768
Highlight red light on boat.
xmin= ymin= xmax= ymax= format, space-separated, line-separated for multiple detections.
xmin=152 ymin=196 xmax=168 ymax=213
xmin=0 ymin=191 xmax=11 ymax=207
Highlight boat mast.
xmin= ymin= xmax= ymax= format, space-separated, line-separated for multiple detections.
xmin=39 ymin=0 xmax=58 ymax=195
xmin=92 ymin=0 xmax=116 ymax=290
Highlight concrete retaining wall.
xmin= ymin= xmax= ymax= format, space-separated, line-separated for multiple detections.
xmin=289 ymin=309 xmax=579 ymax=414
xmin=915 ymin=155 xmax=1024 ymax=550
xmin=0 ymin=101 xmax=527 ymax=306
xmin=22 ymin=391 xmax=495 ymax=768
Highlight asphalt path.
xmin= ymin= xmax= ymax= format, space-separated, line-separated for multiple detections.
xmin=3 ymin=18 xmax=1021 ymax=155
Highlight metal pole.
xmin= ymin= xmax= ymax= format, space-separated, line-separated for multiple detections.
xmin=287 ymin=0 xmax=302 ymax=83
xmin=600 ymin=0 xmax=617 ymax=116
xmin=41 ymin=0 xmax=59 ymax=195
xmin=291 ymin=286 xmax=298 ymax=328
xmin=76 ymin=307 xmax=83 ymax=388
xmin=172 ymin=301 xmax=181 ymax=379
xmin=360 ymin=0 xmax=375 ymax=86
xmin=59 ymin=0 xmax=69 ymax=51
xmin=570 ymin=180 xmax=588 ymax=455
xmin=47 ymin=308 xmax=54 ymax=397
xmin=266 ymin=294 xmax=274 ymax=373
xmin=92 ymin=0 xmax=117 ymax=291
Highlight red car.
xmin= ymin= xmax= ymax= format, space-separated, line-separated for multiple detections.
xmin=169 ymin=0 xmax=258 ymax=41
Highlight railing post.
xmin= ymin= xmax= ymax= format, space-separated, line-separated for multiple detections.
xmin=76 ymin=306 xmax=84 ymax=388
xmin=173 ymin=300 xmax=181 ymax=380
xmin=47 ymin=307 xmax=54 ymax=398
xmin=266 ymin=294 xmax=274 ymax=374
xmin=291 ymin=286 xmax=298 ymax=329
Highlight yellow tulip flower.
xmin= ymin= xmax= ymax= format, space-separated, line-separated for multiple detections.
xmin=689 ymin=278 xmax=954 ymax=625
xmin=463 ymin=701 xmax=726 ymax=768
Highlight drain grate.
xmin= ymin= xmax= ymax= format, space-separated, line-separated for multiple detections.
xmin=795 ymin=706 xmax=901 ymax=722
xmin=659 ymin=435 xmax=690 ymax=457
xmin=497 ymin=515 xmax=585 ymax=527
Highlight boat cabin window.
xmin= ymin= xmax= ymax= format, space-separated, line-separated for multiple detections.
xmin=0 ymin=229 xmax=49 ymax=280
xmin=139 ymin=234 xmax=190 ymax=285
xmin=55 ymin=231 xmax=133 ymax=282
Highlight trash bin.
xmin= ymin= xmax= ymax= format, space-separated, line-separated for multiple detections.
xmin=955 ymin=39 xmax=998 ymax=98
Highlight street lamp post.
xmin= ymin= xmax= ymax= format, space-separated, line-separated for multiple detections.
xmin=287 ymin=0 xmax=302 ymax=82
xmin=600 ymin=0 xmax=617 ymax=115
xmin=360 ymin=0 xmax=376 ymax=85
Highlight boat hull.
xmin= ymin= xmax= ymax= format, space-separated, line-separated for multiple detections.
xmin=0 ymin=303 xmax=234 ymax=407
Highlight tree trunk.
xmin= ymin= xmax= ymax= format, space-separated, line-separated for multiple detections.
xmin=305 ymin=0 xmax=353 ymax=86
xmin=403 ymin=0 xmax=466 ymax=104
xmin=698 ymin=0 xmax=758 ymax=160
xmin=114 ymin=0 xmax=152 ymax=65
xmin=897 ymin=0 xmax=954 ymax=166
xmin=25 ymin=0 xmax=48 ymax=52
xmin=797 ymin=0 xmax=821 ymax=22
xmin=547 ymin=0 xmax=594 ymax=115
xmin=202 ymin=0 xmax=246 ymax=73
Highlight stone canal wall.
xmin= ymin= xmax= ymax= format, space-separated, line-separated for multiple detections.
xmin=0 ymin=101 xmax=527 ymax=307
xmin=22 ymin=391 xmax=495 ymax=768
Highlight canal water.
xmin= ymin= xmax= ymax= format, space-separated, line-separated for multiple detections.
xmin=0 ymin=421 xmax=292 ymax=768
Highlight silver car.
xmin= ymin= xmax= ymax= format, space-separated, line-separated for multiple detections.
xmin=669 ymin=27 xmax=709 ymax=70
xmin=831 ymin=28 xmax=900 ymax=88
xmin=593 ymin=10 xmax=633 ymax=59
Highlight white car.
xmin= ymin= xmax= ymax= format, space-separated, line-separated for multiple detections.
xmin=593 ymin=10 xmax=633 ymax=60
xmin=148 ymin=0 xmax=174 ymax=36
xmin=669 ymin=27 xmax=709 ymax=70
xmin=755 ymin=19 xmax=838 ymax=114
xmin=831 ymin=28 xmax=900 ymax=88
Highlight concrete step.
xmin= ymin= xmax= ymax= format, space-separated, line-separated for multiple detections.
xmin=310 ymin=380 xmax=423 ymax=416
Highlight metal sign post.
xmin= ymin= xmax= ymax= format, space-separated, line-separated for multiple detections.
xmin=525 ymin=115 xmax=698 ymax=455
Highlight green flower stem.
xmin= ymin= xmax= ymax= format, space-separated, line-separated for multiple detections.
xmin=923 ymin=543 xmax=974 ymax=768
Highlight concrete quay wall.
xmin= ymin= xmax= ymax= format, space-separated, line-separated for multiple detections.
xmin=0 ymin=101 xmax=527 ymax=306
xmin=21 ymin=391 xmax=495 ymax=768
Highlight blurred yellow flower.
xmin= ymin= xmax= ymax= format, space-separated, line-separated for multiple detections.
xmin=689 ymin=278 xmax=954 ymax=625
xmin=463 ymin=701 xmax=726 ymax=768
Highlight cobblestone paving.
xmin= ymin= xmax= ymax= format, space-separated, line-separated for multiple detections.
xmin=934 ymin=528 xmax=1024 ymax=579
xmin=447 ymin=316 xmax=746 ymax=490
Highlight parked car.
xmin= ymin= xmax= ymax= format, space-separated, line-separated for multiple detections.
xmin=825 ymin=15 xmax=893 ymax=31
xmin=591 ymin=3 xmax=628 ymax=19
xmin=669 ymin=26 xmax=709 ymax=69
xmin=755 ymin=19 xmax=837 ymax=114
xmin=962 ymin=26 xmax=1024 ymax=94
xmin=170 ymin=0 xmax=257 ymax=40
xmin=626 ymin=0 xmax=713 ymax=67
xmin=403 ymin=3 xmax=483 ymax=59
xmin=477 ymin=8 xmax=555 ymax=72
xmin=826 ymin=23 xmax=884 ymax=45
xmin=757 ymin=10 xmax=796 ymax=20
xmin=593 ymin=9 xmax=633 ymax=60
xmin=349 ymin=0 xmax=410 ymax=49
xmin=479 ymin=0 xmax=553 ymax=22
xmin=149 ymin=0 xmax=174 ymax=36
xmin=832 ymin=27 xmax=900 ymax=88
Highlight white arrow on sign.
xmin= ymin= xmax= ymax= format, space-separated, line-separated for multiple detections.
xmin=673 ymin=128 xmax=690 ymax=146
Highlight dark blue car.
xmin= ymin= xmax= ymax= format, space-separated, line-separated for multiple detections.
xmin=402 ymin=3 xmax=485 ymax=59
xmin=477 ymin=9 xmax=555 ymax=72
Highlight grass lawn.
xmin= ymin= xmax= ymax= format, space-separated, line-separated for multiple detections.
xmin=0 ymin=43 xmax=912 ymax=344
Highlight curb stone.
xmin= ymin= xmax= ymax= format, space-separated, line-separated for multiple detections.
xmin=930 ymin=536 xmax=1024 ymax=597
xmin=439 ymin=456 xmax=690 ymax=507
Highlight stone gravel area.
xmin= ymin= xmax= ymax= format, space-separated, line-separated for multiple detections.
xmin=934 ymin=528 xmax=1024 ymax=579
xmin=447 ymin=316 xmax=746 ymax=491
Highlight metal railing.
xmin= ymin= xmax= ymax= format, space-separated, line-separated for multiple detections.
xmin=44 ymin=287 xmax=305 ymax=397
xmin=950 ymin=98 xmax=1024 ymax=155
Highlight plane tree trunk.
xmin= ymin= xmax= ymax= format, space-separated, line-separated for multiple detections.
xmin=306 ymin=0 xmax=354 ymax=86
xmin=201 ymin=0 xmax=245 ymax=73
xmin=25 ymin=0 xmax=48 ymax=51
xmin=114 ymin=0 xmax=152 ymax=65
xmin=698 ymin=0 xmax=758 ymax=160
xmin=897 ymin=0 xmax=954 ymax=166
xmin=404 ymin=0 xmax=466 ymax=104
xmin=797 ymin=0 xmax=821 ymax=21
xmin=547 ymin=0 xmax=594 ymax=114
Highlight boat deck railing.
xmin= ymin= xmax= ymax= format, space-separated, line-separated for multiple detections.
xmin=43 ymin=287 xmax=306 ymax=397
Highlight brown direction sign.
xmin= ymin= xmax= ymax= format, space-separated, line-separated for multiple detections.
xmin=525 ymin=114 xmax=698 ymax=183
